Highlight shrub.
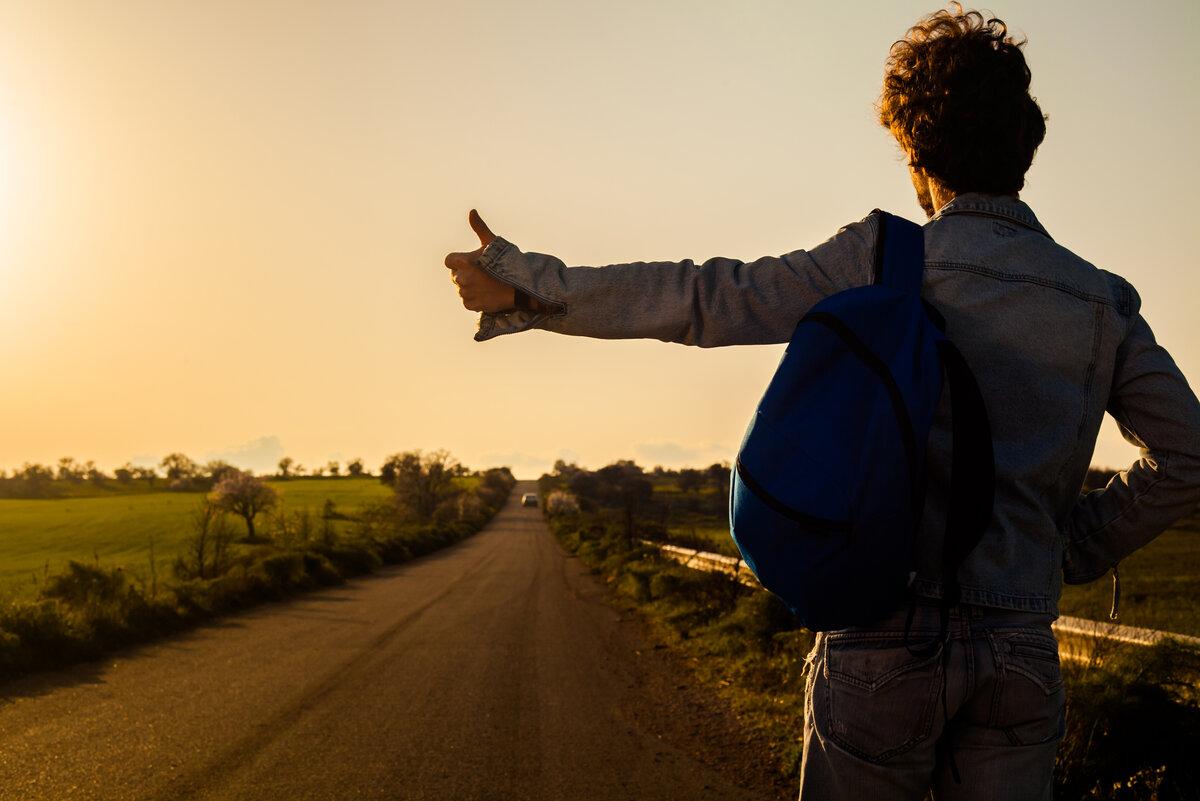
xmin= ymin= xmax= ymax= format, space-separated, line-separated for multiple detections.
xmin=546 ymin=490 xmax=581 ymax=517
xmin=175 ymin=500 xmax=236 ymax=580
xmin=1056 ymin=639 xmax=1200 ymax=800
xmin=301 ymin=553 xmax=343 ymax=587
xmin=315 ymin=542 xmax=384 ymax=575
xmin=705 ymin=589 xmax=801 ymax=651
xmin=0 ymin=473 xmax=515 ymax=684
xmin=254 ymin=553 xmax=309 ymax=592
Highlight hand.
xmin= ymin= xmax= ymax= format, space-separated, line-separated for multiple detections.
xmin=444 ymin=209 xmax=517 ymax=313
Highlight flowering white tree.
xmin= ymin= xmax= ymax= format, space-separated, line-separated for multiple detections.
xmin=210 ymin=470 xmax=278 ymax=541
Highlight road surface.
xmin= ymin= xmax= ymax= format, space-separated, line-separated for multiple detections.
xmin=0 ymin=482 xmax=791 ymax=800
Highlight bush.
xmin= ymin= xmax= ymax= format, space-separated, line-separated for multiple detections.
xmin=705 ymin=589 xmax=801 ymax=651
xmin=315 ymin=542 xmax=384 ymax=575
xmin=0 ymin=473 xmax=515 ymax=684
xmin=1056 ymin=639 xmax=1200 ymax=800
xmin=546 ymin=490 xmax=581 ymax=516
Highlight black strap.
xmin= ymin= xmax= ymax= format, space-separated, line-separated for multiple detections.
xmin=938 ymin=340 xmax=995 ymax=574
xmin=877 ymin=208 xmax=993 ymax=788
xmin=872 ymin=209 xmax=925 ymax=294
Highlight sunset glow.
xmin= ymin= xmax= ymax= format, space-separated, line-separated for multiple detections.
xmin=0 ymin=1 xmax=1196 ymax=478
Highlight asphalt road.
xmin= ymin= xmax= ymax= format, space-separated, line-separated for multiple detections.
xmin=0 ymin=482 xmax=787 ymax=801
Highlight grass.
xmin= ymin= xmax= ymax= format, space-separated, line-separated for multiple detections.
xmin=541 ymin=465 xmax=1200 ymax=799
xmin=543 ymin=499 xmax=1200 ymax=800
xmin=266 ymin=476 xmax=392 ymax=513
xmin=657 ymin=500 xmax=1200 ymax=638
xmin=0 ymin=478 xmax=392 ymax=601
xmin=0 ymin=472 xmax=516 ymax=683
xmin=1058 ymin=523 xmax=1200 ymax=638
xmin=666 ymin=524 xmax=742 ymax=558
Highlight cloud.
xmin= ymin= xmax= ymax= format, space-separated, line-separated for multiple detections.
xmin=479 ymin=451 xmax=553 ymax=479
xmin=634 ymin=441 xmax=701 ymax=466
xmin=634 ymin=441 xmax=731 ymax=468
xmin=203 ymin=436 xmax=287 ymax=474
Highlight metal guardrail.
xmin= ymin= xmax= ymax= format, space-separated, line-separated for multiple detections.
xmin=655 ymin=543 xmax=759 ymax=585
xmin=646 ymin=541 xmax=1200 ymax=664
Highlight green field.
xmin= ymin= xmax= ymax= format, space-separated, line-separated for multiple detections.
xmin=1058 ymin=520 xmax=1200 ymax=637
xmin=268 ymin=477 xmax=392 ymax=512
xmin=0 ymin=478 xmax=392 ymax=599
xmin=666 ymin=525 xmax=742 ymax=557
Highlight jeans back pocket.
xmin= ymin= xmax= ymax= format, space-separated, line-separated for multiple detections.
xmin=813 ymin=633 xmax=944 ymax=763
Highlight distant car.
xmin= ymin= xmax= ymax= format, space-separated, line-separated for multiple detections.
xmin=521 ymin=493 xmax=538 ymax=508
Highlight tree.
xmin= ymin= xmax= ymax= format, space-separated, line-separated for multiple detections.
xmin=85 ymin=461 xmax=107 ymax=485
xmin=160 ymin=453 xmax=198 ymax=482
xmin=383 ymin=449 xmax=460 ymax=522
xmin=57 ymin=457 xmax=83 ymax=483
xmin=178 ymin=499 xmax=234 ymax=579
xmin=278 ymin=457 xmax=294 ymax=478
xmin=326 ymin=460 xmax=340 ymax=477
xmin=209 ymin=470 xmax=278 ymax=541
xmin=706 ymin=462 xmax=732 ymax=493
xmin=204 ymin=460 xmax=239 ymax=485
xmin=115 ymin=464 xmax=135 ymax=484
xmin=552 ymin=459 xmax=581 ymax=478
xmin=594 ymin=460 xmax=653 ymax=539
xmin=677 ymin=468 xmax=704 ymax=494
xmin=134 ymin=466 xmax=157 ymax=487
xmin=16 ymin=463 xmax=55 ymax=498
xmin=379 ymin=456 xmax=399 ymax=486
xmin=346 ymin=458 xmax=365 ymax=477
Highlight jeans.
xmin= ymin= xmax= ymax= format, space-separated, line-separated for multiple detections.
xmin=800 ymin=601 xmax=1065 ymax=800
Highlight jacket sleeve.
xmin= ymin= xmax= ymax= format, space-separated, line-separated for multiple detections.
xmin=1066 ymin=308 xmax=1200 ymax=582
xmin=471 ymin=218 xmax=877 ymax=347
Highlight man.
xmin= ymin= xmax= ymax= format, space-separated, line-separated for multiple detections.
xmin=444 ymin=6 xmax=1200 ymax=799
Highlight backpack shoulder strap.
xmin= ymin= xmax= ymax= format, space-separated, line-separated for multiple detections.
xmin=872 ymin=210 xmax=925 ymax=295
xmin=937 ymin=339 xmax=995 ymax=577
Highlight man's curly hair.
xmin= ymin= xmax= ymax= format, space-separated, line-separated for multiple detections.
xmin=879 ymin=4 xmax=1046 ymax=196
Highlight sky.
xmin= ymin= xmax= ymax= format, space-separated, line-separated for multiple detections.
xmin=0 ymin=0 xmax=1197 ymax=479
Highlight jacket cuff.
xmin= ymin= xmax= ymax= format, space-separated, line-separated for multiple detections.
xmin=473 ymin=236 xmax=565 ymax=342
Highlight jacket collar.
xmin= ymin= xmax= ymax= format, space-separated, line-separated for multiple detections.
xmin=931 ymin=193 xmax=1052 ymax=240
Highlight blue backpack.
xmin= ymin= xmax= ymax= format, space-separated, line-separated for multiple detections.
xmin=730 ymin=211 xmax=994 ymax=632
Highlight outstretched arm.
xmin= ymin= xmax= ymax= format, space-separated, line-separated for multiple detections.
xmin=444 ymin=209 xmax=878 ymax=346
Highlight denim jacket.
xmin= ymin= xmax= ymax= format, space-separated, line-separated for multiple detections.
xmin=474 ymin=194 xmax=1200 ymax=615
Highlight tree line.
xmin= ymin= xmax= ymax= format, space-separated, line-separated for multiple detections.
xmin=0 ymin=451 xmax=448 ymax=499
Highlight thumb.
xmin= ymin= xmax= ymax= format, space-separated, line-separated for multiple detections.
xmin=469 ymin=209 xmax=496 ymax=248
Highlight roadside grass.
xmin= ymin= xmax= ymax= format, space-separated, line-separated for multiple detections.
xmin=653 ymin=492 xmax=1200 ymax=637
xmin=546 ymin=507 xmax=1200 ymax=799
xmin=0 ymin=478 xmax=391 ymax=600
xmin=541 ymin=466 xmax=1200 ymax=799
xmin=0 ymin=474 xmax=515 ymax=684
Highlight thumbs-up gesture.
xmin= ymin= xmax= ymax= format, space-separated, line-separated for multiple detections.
xmin=444 ymin=210 xmax=517 ymax=313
